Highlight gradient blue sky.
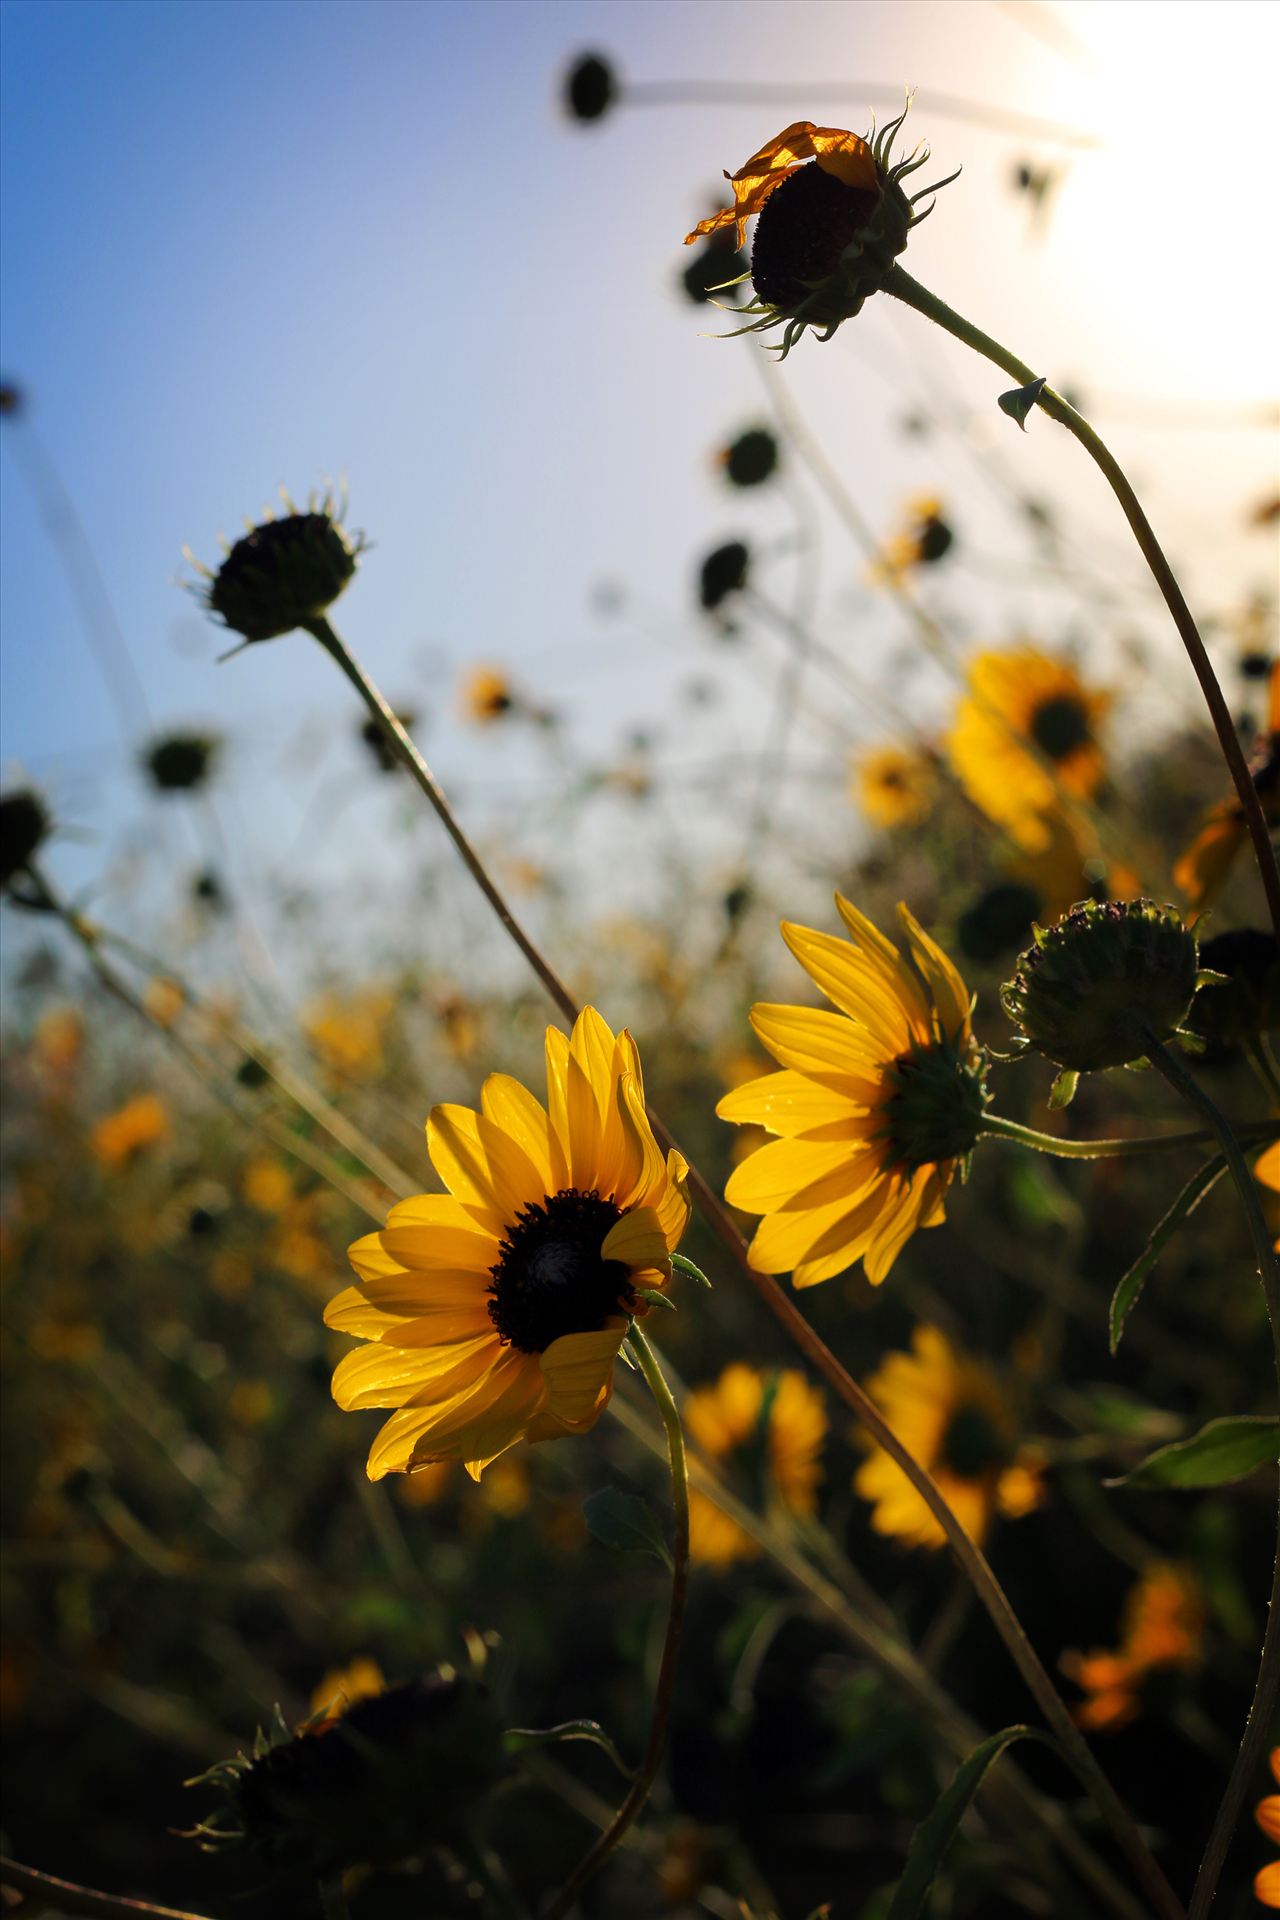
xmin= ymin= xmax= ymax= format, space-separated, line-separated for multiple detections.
xmin=2 ymin=0 xmax=1276 ymax=976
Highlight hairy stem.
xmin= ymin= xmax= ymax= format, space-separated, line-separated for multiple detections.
xmin=979 ymin=1111 xmax=1280 ymax=1160
xmin=541 ymin=1326 xmax=689 ymax=1918
xmin=883 ymin=264 xmax=1280 ymax=940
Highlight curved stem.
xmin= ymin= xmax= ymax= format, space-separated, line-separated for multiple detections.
xmin=979 ymin=1110 xmax=1280 ymax=1160
xmin=1139 ymin=1028 xmax=1280 ymax=1918
xmin=541 ymin=1326 xmax=689 ymax=1920
xmin=0 ymin=1858 xmax=212 ymax=1920
xmin=883 ymin=264 xmax=1280 ymax=940
xmin=305 ymin=620 xmax=1185 ymax=1920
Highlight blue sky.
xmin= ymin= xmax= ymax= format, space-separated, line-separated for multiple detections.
xmin=2 ymin=0 xmax=1276 ymax=980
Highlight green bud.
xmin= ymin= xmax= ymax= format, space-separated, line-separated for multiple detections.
xmin=198 ymin=498 xmax=364 ymax=644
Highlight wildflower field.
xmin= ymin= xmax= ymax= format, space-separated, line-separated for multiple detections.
xmin=2 ymin=4 xmax=1278 ymax=1918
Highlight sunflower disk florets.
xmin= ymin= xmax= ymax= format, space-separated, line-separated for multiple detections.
xmin=198 ymin=494 xmax=364 ymax=644
xmin=1001 ymin=898 xmax=1200 ymax=1072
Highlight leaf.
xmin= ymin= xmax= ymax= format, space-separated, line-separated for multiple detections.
xmin=582 ymin=1487 xmax=672 ymax=1568
xmin=635 ymin=1287 xmax=677 ymax=1312
xmin=1107 ymin=1415 xmax=1280 ymax=1491
xmin=997 ymin=375 xmax=1047 ymax=431
xmin=1048 ymin=1069 xmax=1078 ymax=1110
xmin=671 ymin=1252 xmax=713 ymax=1288
xmin=1109 ymin=1157 xmax=1226 ymax=1354
xmin=886 ymin=1726 xmax=1060 ymax=1919
xmin=502 ymin=1718 xmax=634 ymax=1779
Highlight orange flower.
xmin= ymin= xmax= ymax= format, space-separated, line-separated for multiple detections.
xmin=1175 ymin=662 xmax=1280 ymax=914
xmin=685 ymin=122 xmax=877 ymax=251
xmin=1257 ymin=1750 xmax=1280 ymax=1909
xmin=91 ymin=1094 xmax=170 ymax=1168
xmin=1061 ymin=1563 xmax=1203 ymax=1731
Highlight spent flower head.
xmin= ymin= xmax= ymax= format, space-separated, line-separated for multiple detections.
xmin=141 ymin=730 xmax=221 ymax=795
xmin=1001 ymin=898 xmax=1200 ymax=1074
xmin=1 ymin=788 xmax=51 ymax=891
xmin=192 ymin=491 xmax=365 ymax=645
xmin=684 ymin=107 xmax=957 ymax=356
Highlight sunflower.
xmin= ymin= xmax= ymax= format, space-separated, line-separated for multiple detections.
xmin=1256 ymin=1750 xmax=1280 ymax=1909
xmin=853 ymin=743 xmax=937 ymax=829
xmin=91 ymin=1093 xmax=170 ymax=1169
xmin=460 ymin=665 xmax=514 ymax=725
xmin=718 ymin=899 xmax=986 ymax=1288
xmin=1060 ymin=1563 xmax=1204 ymax=1732
xmin=872 ymin=495 xmax=954 ymax=582
xmin=853 ymin=1325 xmax=1040 ymax=1549
xmin=948 ymin=646 xmax=1110 ymax=853
xmin=684 ymin=1363 xmax=826 ymax=1568
xmin=683 ymin=114 xmax=955 ymax=354
xmin=325 ymin=1008 xmax=690 ymax=1480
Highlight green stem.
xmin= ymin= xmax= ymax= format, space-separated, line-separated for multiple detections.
xmin=305 ymin=619 xmax=1183 ymax=1920
xmin=541 ymin=1326 xmax=689 ymax=1920
xmin=979 ymin=1111 xmax=1280 ymax=1160
xmin=1138 ymin=1028 xmax=1280 ymax=1919
xmin=883 ymin=264 xmax=1280 ymax=941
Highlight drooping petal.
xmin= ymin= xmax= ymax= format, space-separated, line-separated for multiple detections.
xmin=684 ymin=122 xmax=877 ymax=249
xmin=540 ymin=1320 xmax=629 ymax=1428
xmin=601 ymin=1204 xmax=671 ymax=1274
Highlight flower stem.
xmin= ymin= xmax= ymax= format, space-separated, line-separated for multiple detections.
xmin=541 ymin=1326 xmax=689 ymax=1919
xmin=979 ymin=1111 xmax=1280 ymax=1160
xmin=0 ymin=1857 xmax=212 ymax=1920
xmin=306 ymin=619 xmax=1185 ymax=1920
xmin=1137 ymin=1027 xmax=1280 ymax=1918
xmin=882 ymin=263 xmax=1280 ymax=940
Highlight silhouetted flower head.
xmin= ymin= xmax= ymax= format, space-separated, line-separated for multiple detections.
xmin=721 ymin=426 xmax=779 ymax=488
xmin=195 ymin=495 xmax=365 ymax=644
xmin=699 ymin=540 xmax=750 ymax=613
xmin=1 ymin=789 xmax=50 ymax=890
xmin=142 ymin=731 xmax=221 ymax=794
xmin=1186 ymin=927 xmax=1280 ymax=1051
xmin=957 ymin=883 xmax=1042 ymax=965
xmin=564 ymin=52 xmax=615 ymax=123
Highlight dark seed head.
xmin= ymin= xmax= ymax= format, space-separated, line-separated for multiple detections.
xmin=565 ymin=53 xmax=615 ymax=123
xmin=750 ymin=162 xmax=879 ymax=315
xmin=487 ymin=1189 xmax=633 ymax=1354
xmin=1030 ymin=694 xmax=1092 ymax=762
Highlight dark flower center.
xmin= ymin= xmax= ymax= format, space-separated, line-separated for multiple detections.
xmin=1030 ymin=694 xmax=1091 ymax=761
xmin=940 ymin=1403 xmax=1006 ymax=1478
xmin=751 ymin=162 xmax=880 ymax=311
xmin=917 ymin=515 xmax=954 ymax=564
xmin=488 ymin=1189 xmax=634 ymax=1354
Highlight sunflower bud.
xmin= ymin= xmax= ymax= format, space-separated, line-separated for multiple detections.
xmin=189 ymin=1665 xmax=509 ymax=1876
xmin=197 ymin=497 xmax=364 ymax=644
xmin=1001 ymin=899 xmax=1199 ymax=1072
xmin=1 ymin=788 xmax=51 ymax=890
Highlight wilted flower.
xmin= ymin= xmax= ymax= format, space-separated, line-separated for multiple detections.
xmin=1061 ymin=1564 xmax=1204 ymax=1731
xmin=684 ymin=110 xmax=957 ymax=355
xmin=718 ymin=900 xmax=986 ymax=1287
xmin=684 ymin=1363 xmax=826 ymax=1567
xmin=854 ymin=1326 xmax=1042 ymax=1549
xmin=948 ymin=646 xmax=1109 ymax=853
xmin=194 ymin=495 xmax=364 ymax=645
xmin=1001 ymin=899 xmax=1200 ymax=1074
xmin=325 ymin=1007 xmax=690 ymax=1479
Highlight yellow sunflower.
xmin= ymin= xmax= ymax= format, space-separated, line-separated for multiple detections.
xmin=871 ymin=495 xmax=954 ymax=583
xmin=853 ymin=743 xmax=937 ymax=829
xmin=718 ymin=899 xmax=986 ymax=1287
xmin=684 ymin=1363 xmax=826 ymax=1568
xmin=1256 ymin=1749 xmax=1280 ymax=1910
xmin=853 ymin=1325 xmax=1040 ymax=1549
xmin=325 ymin=1008 xmax=690 ymax=1481
xmin=948 ymin=645 xmax=1109 ymax=853
xmin=1060 ymin=1562 xmax=1204 ymax=1732
xmin=90 ymin=1093 xmax=170 ymax=1168
xmin=459 ymin=665 xmax=514 ymax=725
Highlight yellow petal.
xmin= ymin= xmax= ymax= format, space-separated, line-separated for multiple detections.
xmin=684 ymin=122 xmax=876 ymax=248
xmin=726 ymin=1135 xmax=869 ymax=1213
xmin=1256 ymin=1795 xmax=1280 ymax=1845
xmin=480 ymin=1072 xmax=565 ymax=1193
xmin=749 ymin=1003 xmax=885 ymax=1092
xmin=1256 ymin=1863 xmax=1280 ymax=1910
xmin=717 ymin=1069 xmax=868 ymax=1136
xmin=601 ymin=1205 xmax=670 ymax=1273
xmin=325 ymin=1284 xmax=421 ymax=1337
xmin=897 ymin=903 xmax=972 ymax=1044
xmin=781 ymin=921 xmax=922 ymax=1051
xmin=540 ymin=1320 xmax=628 ymax=1428
xmin=377 ymin=1219 xmax=499 ymax=1272
xmin=332 ymin=1332 xmax=496 ymax=1411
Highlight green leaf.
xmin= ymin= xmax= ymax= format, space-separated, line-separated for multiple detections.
xmin=671 ymin=1252 xmax=712 ymax=1288
xmin=997 ymin=375 xmax=1047 ymax=431
xmin=1047 ymin=1068 xmax=1078 ymax=1110
xmin=635 ymin=1287 xmax=677 ymax=1312
xmin=582 ymin=1487 xmax=672 ymax=1568
xmin=886 ymin=1726 xmax=1059 ymax=1919
xmin=1107 ymin=1415 xmax=1280 ymax=1491
xmin=502 ymin=1718 xmax=634 ymax=1779
xmin=1109 ymin=1157 xmax=1225 ymax=1354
